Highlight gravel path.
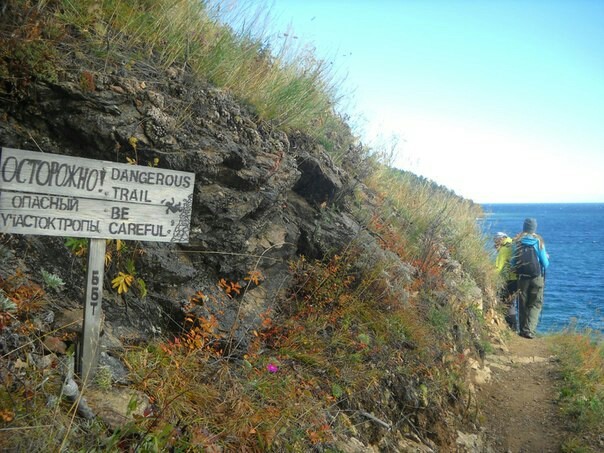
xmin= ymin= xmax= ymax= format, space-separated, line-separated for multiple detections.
xmin=477 ymin=334 xmax=568 ymax=453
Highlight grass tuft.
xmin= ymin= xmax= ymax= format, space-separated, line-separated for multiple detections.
xmin=28 ymin=0 xmax=345 ymax=137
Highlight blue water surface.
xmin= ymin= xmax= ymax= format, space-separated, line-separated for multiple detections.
xmin=481 ymin=203 xmax=604 ymax=334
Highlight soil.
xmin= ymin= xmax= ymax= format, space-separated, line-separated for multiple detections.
xmin=478 ymin=334 xmax=568 ymax=453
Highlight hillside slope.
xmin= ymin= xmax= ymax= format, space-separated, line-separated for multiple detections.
xmin=0 ymin=2 xmax=505 ymax=451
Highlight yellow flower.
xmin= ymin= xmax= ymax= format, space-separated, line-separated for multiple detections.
xmin=111 ymin=272 xmax=134 ymax=294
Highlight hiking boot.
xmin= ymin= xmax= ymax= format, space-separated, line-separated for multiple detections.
xmin=520 ymin=332 xmax=535 ymax=339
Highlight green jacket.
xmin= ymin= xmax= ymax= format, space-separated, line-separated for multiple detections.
xmin=496 ymin=237 xmax=517 ymax=281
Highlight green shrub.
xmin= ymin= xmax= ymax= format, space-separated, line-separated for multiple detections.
xmin=41 ymin=269 xmax=65 ymax=292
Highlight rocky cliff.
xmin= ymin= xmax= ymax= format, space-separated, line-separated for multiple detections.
xmin=1 ymin=58 xmax=384 ymax=348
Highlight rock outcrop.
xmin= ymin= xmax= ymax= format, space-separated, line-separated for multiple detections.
xmin=0 ymin=57 xmax=381 ymax=354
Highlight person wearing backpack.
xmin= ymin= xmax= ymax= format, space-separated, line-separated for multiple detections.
xmin=511 ymin=218 xmax=550 ymax=339
xmin=494 ymin=232 xmax=518 ymax=330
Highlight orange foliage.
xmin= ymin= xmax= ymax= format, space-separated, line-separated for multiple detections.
xmin=0 ymin=272 xmax=45 ymax=320
xmin=307 ymin=423 xmax=332 ymax=445
xmin=161 ymin=315 xmax=222 ymax=358
xmin=244 ymin=270 xmax=264 ymax=286
xmin=218 ymin=278 xmax=241 ymax=297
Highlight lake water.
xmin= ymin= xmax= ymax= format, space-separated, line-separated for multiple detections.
xmin=481 ymin=203 xmax=604 ymax=334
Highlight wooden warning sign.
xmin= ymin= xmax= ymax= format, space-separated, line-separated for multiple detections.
xmin=0 ymin=147 xmax=194 ymax=242
xmin=0 ymin=147 xmax=196 ymax=379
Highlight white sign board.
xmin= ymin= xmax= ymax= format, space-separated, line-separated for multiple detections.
xmin=0 ymin=147 xmax=196 ymax=380
xmin=0 ymin=147 xmax=195 ymax=242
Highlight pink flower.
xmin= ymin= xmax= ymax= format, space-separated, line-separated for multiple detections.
xmin=266 ymin=363 xmax=279 ymax=373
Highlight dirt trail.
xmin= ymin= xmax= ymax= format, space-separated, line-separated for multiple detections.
xmin=477 ymin=334 xmax=568 ymax=453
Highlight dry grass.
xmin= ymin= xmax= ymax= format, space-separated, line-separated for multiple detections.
xmin=0 ymin=242 xmax=483 ymax=450
xmin=548 ymin=327 xmax=604 ymax=452
xmin=363 ymin=164 xmax=497 ymax=294
xmin=38 ymin=0 xmax=344 ymax=136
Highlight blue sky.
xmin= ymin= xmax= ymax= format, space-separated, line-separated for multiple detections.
xmin=234 ymin=1 xmax=604 ymax=203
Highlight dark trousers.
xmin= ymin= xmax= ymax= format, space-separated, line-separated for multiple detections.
xmin=517 ymin=276 xmax=545 ymax=336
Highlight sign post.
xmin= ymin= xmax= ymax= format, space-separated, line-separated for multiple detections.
xmin=0 ymin=147 xmax=195 ymax=378
xmin=82 ymin=238 xmax=106 ymax=381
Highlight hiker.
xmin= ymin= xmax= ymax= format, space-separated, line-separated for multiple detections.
xmin=494 ymin=232 xmax=517 ymax=330
xmin=511 ymin=218 xmax=550 ymax=339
